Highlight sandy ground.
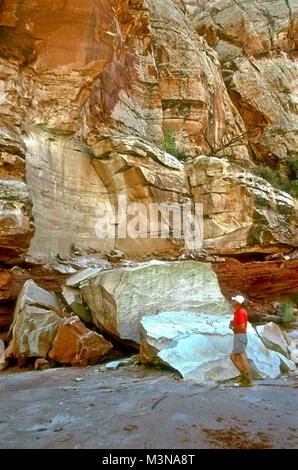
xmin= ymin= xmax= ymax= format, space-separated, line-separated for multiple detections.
xmin=0 ymin=360 xmax=297 ymax=450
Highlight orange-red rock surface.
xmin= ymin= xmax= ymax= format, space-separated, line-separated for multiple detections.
xmin=48 ymin=316 xmax=113 ymax=366
xmin=213 ymin=258 xmax=298 ymax=302
xmin=0 ymin=0 xmax=297 ymax=334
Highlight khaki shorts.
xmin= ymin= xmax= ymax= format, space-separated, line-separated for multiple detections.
xmin=232 ymin=333 xmax=247 ymax=354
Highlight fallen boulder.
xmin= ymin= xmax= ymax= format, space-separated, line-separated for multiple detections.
xmin=284 ymin=330 xmax=298 ymax=363
xmin=256 ymin=322 xmax=290 ymax=357
xmin=10 ymin=278 xmax=60 ymax=324
xmin=140 ymin=311 xmax=282 ymax=383
xmin=4 ymin=305 xmax=62 ymax=361
xmin=4 ymin=279 xmax=63 ymax=361
xmin=140 ymin=311 xmax=239 ymax=382
xmin=245 ymin=330 xmax=283 ymax=380
xmin=276 ymin=353 xmax=296 ymax=373
xmin=80 ymin=260 xmax=231 ymax=345
xmin=48 ymin=316 xmax=113 ymax=366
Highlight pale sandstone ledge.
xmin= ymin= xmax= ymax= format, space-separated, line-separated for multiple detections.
xmin=23 ymin=132 xmax=297 ymax=260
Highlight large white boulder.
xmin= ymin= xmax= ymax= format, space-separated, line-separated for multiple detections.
xmin=140 ymin=312 xmax=282 ymax=383
xmin=140 ymin=311 xmax=238 ymax=382
xmin=81 ymin=260 xmax=231 ymax=344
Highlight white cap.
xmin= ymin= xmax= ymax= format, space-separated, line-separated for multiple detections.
xmin=232 ymin=295 xmax=245 ymax=304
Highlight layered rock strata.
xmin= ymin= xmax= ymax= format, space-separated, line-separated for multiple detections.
xmin=187 ymin=0 xmax=298 ymax=165
xmin=0 ymin=0 xmax=297 ymax=336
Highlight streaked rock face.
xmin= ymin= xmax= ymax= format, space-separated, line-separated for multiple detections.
xmin=186 ymin=155 xmax=297 ymax=253
xmin=24 ymin=129 xmax=111 ymax=258
xmin=24 ymin=133 xmax=298 ymax=260
xmin=0 ymin=180 xmax=34 ymax=261
xmin=187 ymin=0 xmax=298 ymax=165
xmin=144 ymin=0 xmax=250 ymax=160
xmin=80 ymin=260 xmax=231 ymax=344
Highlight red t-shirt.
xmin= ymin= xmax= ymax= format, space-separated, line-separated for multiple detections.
xmin=233 ymin=306 xmax=247 ymax=334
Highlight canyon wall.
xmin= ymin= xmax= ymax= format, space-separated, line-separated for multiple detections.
xmin=0 ymin=0 xmax=297 ymax=328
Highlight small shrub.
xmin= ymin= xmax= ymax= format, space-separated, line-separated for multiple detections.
xmin=287 ymin=158 xmax=298 ymax=181
xmin=277 ymin=301 xmax=296 ymax=323
xmin=254 ymin=163 xmax=298 ymax=198
xmin=162 ymin=125 xmax=177 ymax=155
xmin=162 ymin=126 xmax=189 ymax=162
xmin=291 ymin=291 xmax=298 ymax=307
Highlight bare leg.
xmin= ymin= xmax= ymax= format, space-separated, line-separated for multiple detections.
xmin=230 ymin=353 xmax=244 ymax=373
xmin=238 ymin=353 xmax=250 ymax=375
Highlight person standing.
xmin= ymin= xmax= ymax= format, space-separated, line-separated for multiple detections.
xmin=229 ymin=295 xmax=252 ymax=386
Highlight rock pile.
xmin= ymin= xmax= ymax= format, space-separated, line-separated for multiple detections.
xmin=42 ymin=260 xmax=296 ymax=383
xmin=0 ymin=279 xmax=113 ymax=370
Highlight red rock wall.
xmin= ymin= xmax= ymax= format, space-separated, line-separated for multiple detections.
xmin=212 ymin=257 xmax=298 ymax=318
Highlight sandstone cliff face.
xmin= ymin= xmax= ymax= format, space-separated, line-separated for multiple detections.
xmin=187 ymin=0 xmax=298 ymax=165
xmin=0 ymin=0 xmax=297 ymax=329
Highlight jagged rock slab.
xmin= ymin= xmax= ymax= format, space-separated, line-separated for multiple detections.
xmin=56 ymin=257 xmax=112 ymax=272
xmin=256 ymin=322 xmax=290 ymax=357
xmin=91 ymin=136 xmax=184 ymax=171
xmin=4 ymin=279 xmax=62 ymax=360
xmin=10 ymin=279 xmax=60 ymax=326
xmin=103 ymin=357 xmax=135 ymax=370
xmin=65 ymin=268 xmax=108 ymax=288
xmin=4 ymin=305 xmax=62 ymax=360
xmin=48 ymin=316 xmax=113 ymax=366
xmin=80 ymin=260 xmax=231 ymax=344
xmin=62 ymin=286 xmax=92 ymax=324
xmin=245 ymin=332 xmax=283 ymax=380
xmin=140 ymin=310 xmax=239 ymax=382
xmin=140 ymin=311 xmax=282 ymax=382
xmin=276 ymin=352 xmax=296 ymax=373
